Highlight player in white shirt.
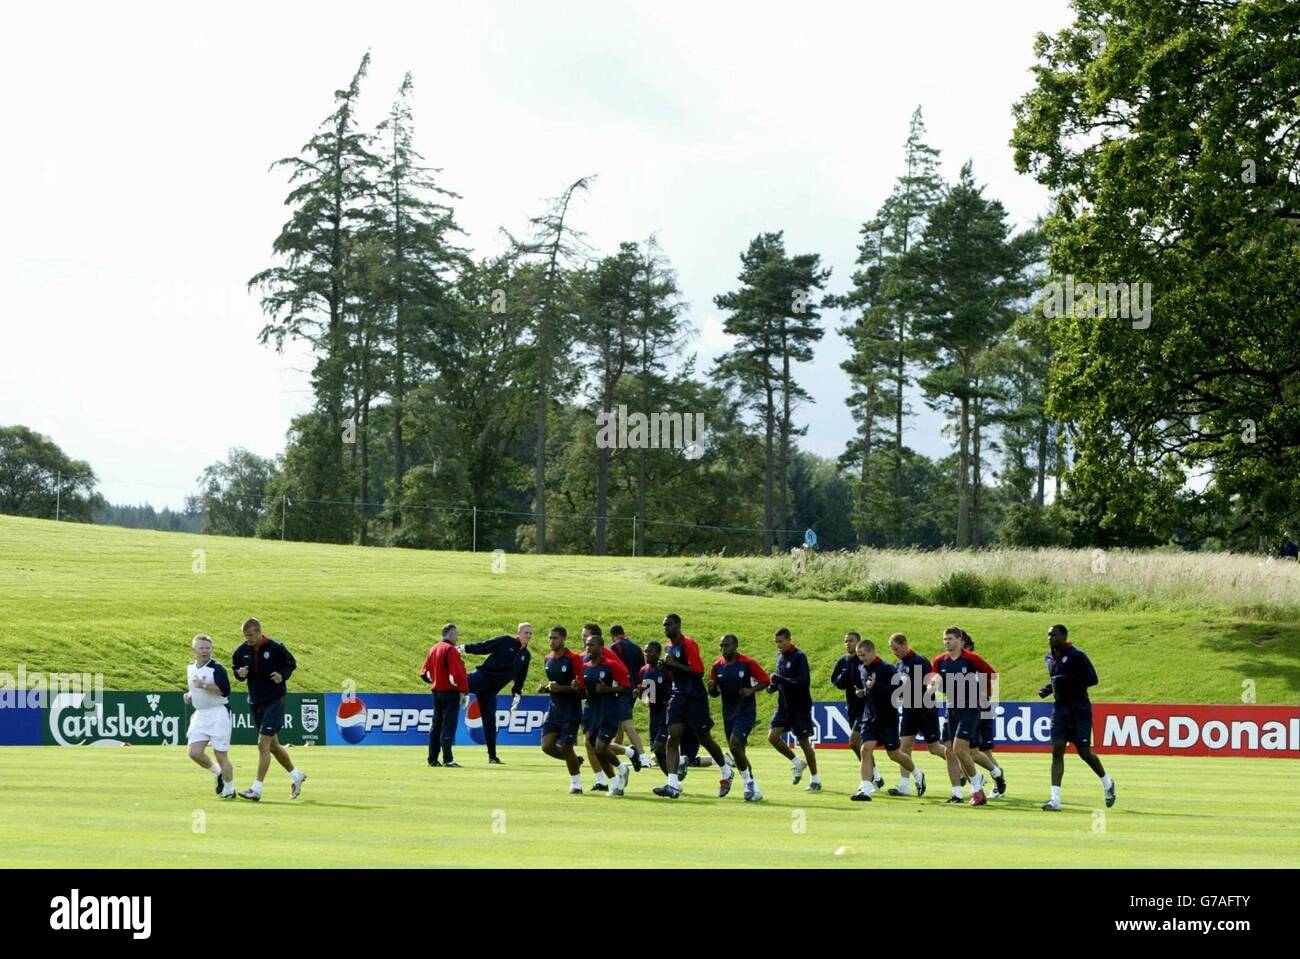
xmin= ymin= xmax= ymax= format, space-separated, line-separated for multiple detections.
xmin=185 ymin=634 xmax=235 ymax=799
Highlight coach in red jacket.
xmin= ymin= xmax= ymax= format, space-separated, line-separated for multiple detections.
xmin=420 ymin=624 xmax=469 ymax=767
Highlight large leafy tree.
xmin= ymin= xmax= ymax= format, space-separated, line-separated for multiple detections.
xmin=0 ymin=426 xmax=101 ymax=522
xmin=1012 ymin=0 xmax=1300 ymax=545
xmin=194 ymin=448 xmax=277 ymax=537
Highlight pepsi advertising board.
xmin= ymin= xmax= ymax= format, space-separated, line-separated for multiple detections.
xmin=326 ymin=692 xmax=549 ymax=747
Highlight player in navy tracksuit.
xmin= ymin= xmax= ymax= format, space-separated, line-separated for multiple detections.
xmin=537 ymin=625 xmax=586 ymax=793
xmin=889 ymin=632 xmax=943 ymax=797
xmin=850 ymin=639 xmax=918 ymax=801
xmin=1040 ymin=624 xmax=1115 ymax=811
xmin=767 ymin=628 xmax=821 ymax=791
xmin=461 ymin=624 xmax=533 ymax=764
xmin=960 ymin=631 xmax=1007 ymax=797
xmin=580 ymin=628 xmax=633 ymax=796
xmin=708 ymin=634 xmax=770 ymax=801
xmin=831 ymin=631 xmax=865 ymax=760
xmin=231 ymin=618 xmax=306 ymax=801
xmin=607 ymin=625 xmax=651 ymax=771
xmin=928 ymin=627 xmax=996 ymax=806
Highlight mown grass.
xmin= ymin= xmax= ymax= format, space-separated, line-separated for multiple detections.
xmin=2 ymin=515 xmax=1298 ymax=707
xmin=1 ymin=746 xmax=1296 ymax=868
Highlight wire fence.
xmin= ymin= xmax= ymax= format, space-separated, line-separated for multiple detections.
xmin=59 ymin=474 xmax=816 ymax=557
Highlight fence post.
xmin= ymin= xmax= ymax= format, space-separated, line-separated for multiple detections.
xmin=281 ymin=496 xmax=287 ymax=541
xmin=473 ymin=506 xmax=478 ymax=553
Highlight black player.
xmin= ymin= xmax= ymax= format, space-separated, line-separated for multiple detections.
xmin=1040 ymin=624 xmax=1115 ymax=811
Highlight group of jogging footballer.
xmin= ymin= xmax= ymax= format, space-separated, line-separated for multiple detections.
xmin=414 ymin=613 xmax=1118 ymax=810
xmin=181 ymin=613 xmax=1114 ymax=811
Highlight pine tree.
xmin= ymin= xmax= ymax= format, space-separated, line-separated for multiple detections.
xmin=249 ymin=53 xmax=380 ymax=542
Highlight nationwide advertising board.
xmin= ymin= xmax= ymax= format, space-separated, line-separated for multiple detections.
xmin=812 ymin=701 xmax=1300 ymax=758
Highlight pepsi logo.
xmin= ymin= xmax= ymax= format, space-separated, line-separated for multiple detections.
xmin=336 ymin=697 xmax=367 ymax=744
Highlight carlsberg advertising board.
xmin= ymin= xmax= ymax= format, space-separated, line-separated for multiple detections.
xmin=42 ymin=691 xmax=324 ymax=747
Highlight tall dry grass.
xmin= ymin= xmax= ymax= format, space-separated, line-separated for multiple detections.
xmin=658 ymin=547 xmax=1300 ymax=615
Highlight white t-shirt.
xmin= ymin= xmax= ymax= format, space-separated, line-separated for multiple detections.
xmin=187 ymin=660 xmax=228 ymax=711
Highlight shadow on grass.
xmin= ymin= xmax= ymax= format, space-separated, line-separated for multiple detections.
xmin=1195 ymin=619 xmax=1300 ymax=696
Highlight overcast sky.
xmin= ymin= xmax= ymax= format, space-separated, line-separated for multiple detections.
xmin=2 ymin=0 xmax=1076 ymax=511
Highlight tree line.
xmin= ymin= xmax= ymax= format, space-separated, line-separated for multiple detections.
xmin=5 ymin=1 xmax=1296 ymax=555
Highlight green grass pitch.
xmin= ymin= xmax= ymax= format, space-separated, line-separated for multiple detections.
xmin=2 ymin=515 xmax=1298 ymax=868
xmin=1 ymin=746 xmax=1296 ymax=868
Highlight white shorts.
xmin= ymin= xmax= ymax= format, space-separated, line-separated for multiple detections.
xmin=187 ymin=707 xmax=232 ymax=752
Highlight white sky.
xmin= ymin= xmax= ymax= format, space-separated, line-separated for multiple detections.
xmin=1 ymin=0 xmax=1075 ymax=511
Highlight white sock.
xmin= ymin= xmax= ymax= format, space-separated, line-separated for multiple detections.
xmin=570 ymin=775 xmax=581 ymax=788
xmin=810 ymin=774 xmax=821 ymax=785
xmin=971 ymin=773 xmax=985 ymax=793
xmin=860 ymin=779 xmax=874 ymax=795
xmin=1051 ymin=785 xmax=1062 ymax=802
xmin=640 ymin=753 xmax=652 ymax=766
xmin=897 ymin=776 xmax=910 ymax=794
xmin=792 ymin=757 xmax=801 ymax=768
xmin=872 ymin=766 xmax=881 ymax=781
xmin=667 ymin=773 xmax=680 ymax=788
xmin=290 ymin=768 xmax=304 ymax=783
xmin=209 ymin=764 xmax=220 ymax=777
xmin=913 ymin=769 xmax=925 ymax=783
xmin=720 ymin=764 xmax=733 ymax=781
xmin=741 ymin=768 xmax=753 ymax=783
xmin=251 ymin=780 xmax=263 ymax=794
xmin=1101 ymin=774 xmax=1113 ymax=789
xmin=595 ymin=771 xmax=608 ymax=785
xmin=618 ymin=763 xmax=630 ymax=778
xmin=991 ymin=765 xmax=1003 ymax=778
xmin=951 ymin=786 xmax=962 ymax=798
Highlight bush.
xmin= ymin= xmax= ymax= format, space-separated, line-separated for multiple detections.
xmin=932 ymin=571 xmax=987 ymax=607
xmin=866 ymin=579 xmax=917 ymax=605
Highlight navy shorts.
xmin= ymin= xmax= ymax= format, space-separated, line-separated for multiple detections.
xmin=666 ymin=694 xmax=713 ymax=733
xmin=650 ymin=711 xmax=668 ymax=745
xmin=723 ymin=714 xmax=755 ymax=744
xmin=977 ymin=716 xmax=996 ymax=750
xmin=251 ymin=698 xmax=285 ymax=737
xmin=857 ymin=710 xmax=900 ymax=751
xmin=900 ymin=707 xmax=942 ymax=744
xmin=770 ymin=702 xmax=814 ymax=740
xmin=615 ymin=692 xmax=635 ymax=724
xmin=1051 ymin=704 xmax=1093 ymax=748
xmin=542 ymin=714 xmax=579 ymax=746
xmin=582 ymin=700 xmax=619 ymax=743
xmin=945 ymin=707 xmax=981 ymax=743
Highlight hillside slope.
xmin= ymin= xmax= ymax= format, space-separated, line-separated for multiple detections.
xmin=2 ymin=515 xmax=1296 ymax=706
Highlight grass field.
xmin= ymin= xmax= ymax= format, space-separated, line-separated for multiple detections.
xmin=1 ymin=746 xmax=1296 ymax=868
xmin=2 ymin=515 xmax=1298 ymax=708
xmin=3 ymin=514 xmax=1298 ymax=869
